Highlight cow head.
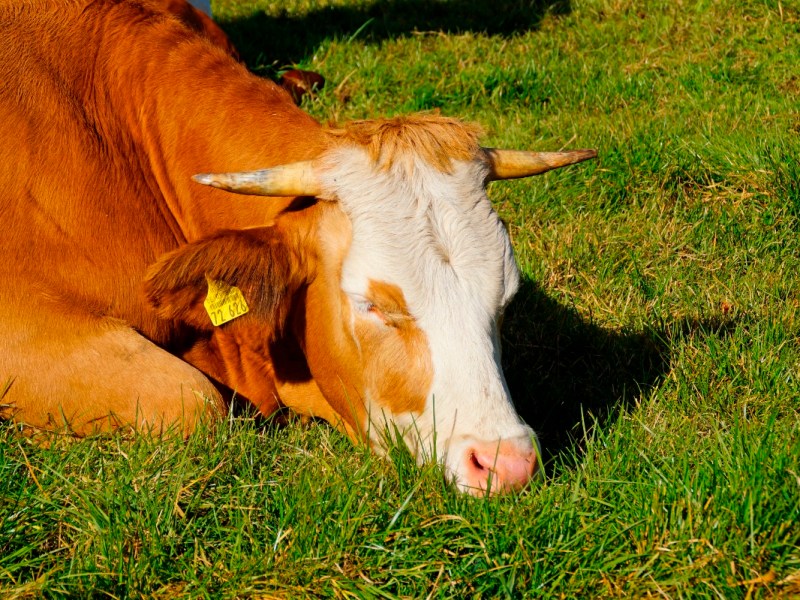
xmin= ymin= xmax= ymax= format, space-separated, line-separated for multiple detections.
xmin=184 ymin=116 xmax=595 ymax=494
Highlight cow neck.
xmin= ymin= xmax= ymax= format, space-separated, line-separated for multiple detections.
xmin=99 ymin=2 xmax=329 ymax=242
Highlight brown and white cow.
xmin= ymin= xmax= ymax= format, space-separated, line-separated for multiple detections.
xmin=0 ymin=0 xmax=594 ymax=493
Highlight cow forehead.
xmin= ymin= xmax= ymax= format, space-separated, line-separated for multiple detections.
xmin=320 ymin=145 xmax=518 ymax=317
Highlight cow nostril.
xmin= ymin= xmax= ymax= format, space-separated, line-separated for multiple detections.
xmin=469 ymin=451 xmax=486 ymax=472
xmin=462 ymin=440 xmax=537 ymax=494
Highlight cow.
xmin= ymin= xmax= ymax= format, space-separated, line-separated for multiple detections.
xmin=0 ymin=0 xmax=595 ymax=494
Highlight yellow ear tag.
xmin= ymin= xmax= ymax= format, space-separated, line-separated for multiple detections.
xmin=203 ymin=277 xmax=249 ymax=326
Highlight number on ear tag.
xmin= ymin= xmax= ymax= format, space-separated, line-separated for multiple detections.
xmin=204 ymin=277 xmax=249 ymax=326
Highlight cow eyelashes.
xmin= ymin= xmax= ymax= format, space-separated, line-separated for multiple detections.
xmin=349 ymin=294 xmax=411 ymax=327
xmin=351 ymin=295 xmax=375 ymax=314
xmin=361 ymin=300 xmax=390 ymax=325
xmin=350 ymin=295 xmax=387 ymax=323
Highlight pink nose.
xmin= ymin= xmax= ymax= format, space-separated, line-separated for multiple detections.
xmin=463 ymin=440 xmax=538 ymax=494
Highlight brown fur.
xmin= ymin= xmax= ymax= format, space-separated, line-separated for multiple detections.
xmin=358 ymin=281 xmax=432 ymax=415
xmin=0 ymin=0 xmax=453 ymax=440
xmin=156 ymin=0 xmax=239 ymax=58
xmin=143 ymin=226 xmax=309 ymax=332
xmin=329 ymin=114 xmax=483 ymax=174
xmin=0 ymin=0 xmax=325 ymax=432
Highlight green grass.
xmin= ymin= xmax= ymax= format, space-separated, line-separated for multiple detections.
xmin=2 ymin=0 xmax=800 ymax=597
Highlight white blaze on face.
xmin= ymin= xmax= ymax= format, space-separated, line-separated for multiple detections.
xmin=317 ymin=144 xmax=538 ymax=493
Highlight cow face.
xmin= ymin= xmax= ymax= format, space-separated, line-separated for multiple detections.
xmin=190 ymin=115 xmax=596 ymax=494
xmin=304 ymin=144 xmax=536 ymax=495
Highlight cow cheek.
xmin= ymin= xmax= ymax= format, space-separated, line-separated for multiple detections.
xmin=355 ymin=319 xmax=432 ymax=420
xmin=300 ymin=280 xmax=368 ymax=436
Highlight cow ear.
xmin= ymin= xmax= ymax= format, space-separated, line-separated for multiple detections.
xmin=143 ymin=228 xmax=309 ymax=331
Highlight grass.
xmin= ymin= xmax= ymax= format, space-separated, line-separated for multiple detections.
xmin=2 ymin=0 xmax=800 ymax=597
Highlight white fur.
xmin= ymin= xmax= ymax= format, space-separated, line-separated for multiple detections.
xmin=318 ymin=146 xmax=536 ymax=486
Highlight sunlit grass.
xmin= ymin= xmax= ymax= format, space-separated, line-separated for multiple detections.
xmin=2 ymin=0 xmax=799 ymax=597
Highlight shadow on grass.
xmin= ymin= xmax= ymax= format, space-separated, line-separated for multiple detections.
xmin=502 ymin=277 xmax=736 ymax=468
xmin=218 ymin=0 xmax=572 ymax=67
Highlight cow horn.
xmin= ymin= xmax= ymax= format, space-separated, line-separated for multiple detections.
xmin=484 ymin=148 xmax=597 ymax=181
xmin=192 ymin=160 xmax=320 ymax=197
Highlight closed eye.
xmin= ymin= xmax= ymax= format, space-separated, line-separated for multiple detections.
xmin=350 ymin=282 xmax=416 ymax=328
xmin=349 ymin=294 xmax=414 ymax=328
xmin=351 ymin=295 xmax=375 ymax=314
xmin=349 ymin=294 xmax=390 ymax=324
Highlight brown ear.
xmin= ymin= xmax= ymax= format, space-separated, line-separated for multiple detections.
xmin=143 ymin=227 xmax=308 ymax=331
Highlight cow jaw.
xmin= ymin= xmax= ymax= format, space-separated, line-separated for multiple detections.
xmin=316 ymin=144 xmax=539 ymax=495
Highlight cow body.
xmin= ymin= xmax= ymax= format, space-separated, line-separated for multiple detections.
xmin=1 ymin=0 xmax=321 ymax=421
xmin=0 ymin=0 xmax=595 ymax=493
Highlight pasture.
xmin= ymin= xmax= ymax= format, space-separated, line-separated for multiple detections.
xmin=1 ymin=0 xmax=799 ymax=596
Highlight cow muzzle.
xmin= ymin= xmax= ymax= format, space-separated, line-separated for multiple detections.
xmin=447 ymin=433 xmax=540 ymax=495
